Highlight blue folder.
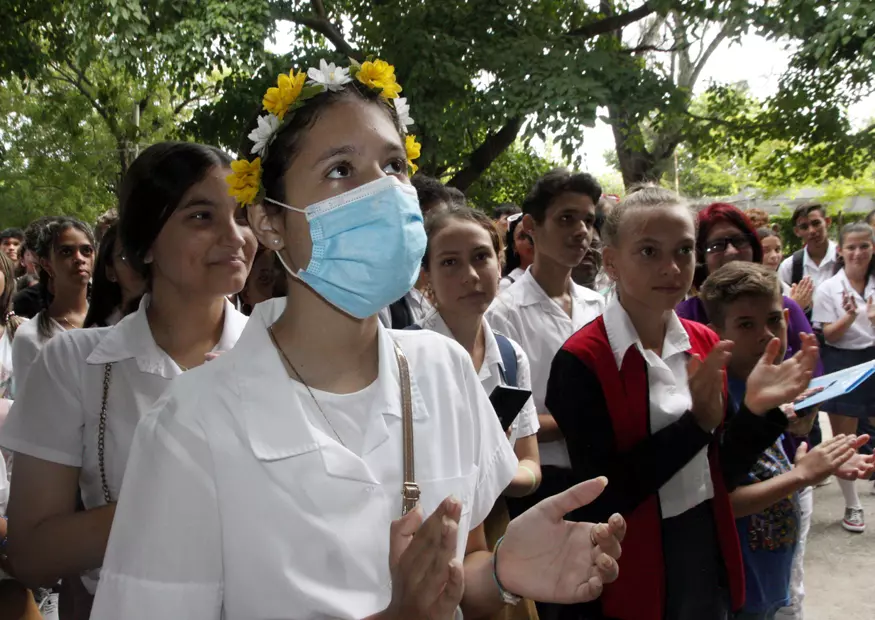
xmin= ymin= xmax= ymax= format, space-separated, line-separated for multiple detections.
xmin=794 ymin=359 xmax=875 ymax=410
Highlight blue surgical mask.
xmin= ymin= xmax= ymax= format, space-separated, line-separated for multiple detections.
xmin=265 ymin=176 xmax=426 ymax=319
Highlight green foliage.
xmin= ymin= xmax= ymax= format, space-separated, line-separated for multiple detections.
xmin=464 ymin=143 xmax=558 ymax=210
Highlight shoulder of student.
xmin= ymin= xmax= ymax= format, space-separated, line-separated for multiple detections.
xmin=390 ymin=327 xmax=477 ymax=377
xmin=572 ymin=282 xmax=608 ymax=308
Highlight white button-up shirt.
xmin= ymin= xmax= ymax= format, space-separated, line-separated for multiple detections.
xmin=0 ymin=295 xmax=247 ymax=592
xmin=603 ymin=296 xmax=714 ymax=519
xmin=91 ymin=298 xmax=517 ymax=620
xmin=418 ymin=311 xmax=539 ymax=443
xmin=499 ymin=266 xmax=527 ymax=292
xmin=812 ymin=270 xmax=875 ymax=350
xmin=486 ymin=269 xmax=605 ymax=468
xmin=779 ymin=240 xmax=838 ymax=289
xmin=9 ymin=314 xmax=63 ymax=397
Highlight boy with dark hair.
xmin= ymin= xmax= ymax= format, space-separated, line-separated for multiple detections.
xmin=410 ymin=174 xmax=464 ymax=215
xmin=779 ymin=203 xmax=837 ymax=289
xmin=701 ymin=262 xmax=873 ymax=620
xmin=488 ymin=168 xmax=605 ymax=519
xmin=0 ymin=228 xmax=24 ymax=263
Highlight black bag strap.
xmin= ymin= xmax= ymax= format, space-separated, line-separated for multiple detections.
xmin=791 ymin=248 xmax=805 ymax=285
xmin=388 ymin=298 xmax=414 ymax=330
xmin=494 ymin=334 xmax=518 ymax=387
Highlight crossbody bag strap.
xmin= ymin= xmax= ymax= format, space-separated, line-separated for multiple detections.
xmin=392 ymin=339 xmax=420 ymax=515
xmin=97 ymin=363 xmax=113 ymax=504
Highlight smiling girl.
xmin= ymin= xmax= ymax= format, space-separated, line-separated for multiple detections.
xmin=0 ymin=142 xmax=254 ymax=618
xmin=92 ymin=58 xmax=625 ymax=620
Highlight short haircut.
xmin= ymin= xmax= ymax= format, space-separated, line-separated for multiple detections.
xmin=522 ymin=168 xmax=602 ymax=223
xmin=791 ymin=203 xmax=826 ymax=227
xmin=0 ymin=228 xmax=24 ymax=243
xmin=410 ymin=174 xmax=465 ymax=214
xmin=700 ymin=262 xmax=782 ymax=327
xmin=601 ymin=184 xmax=692 ymax=247
xmin=493 ymin=203 xmax=521 ymax=219
xmin=744 ymin=208 xmax=770 ymax=229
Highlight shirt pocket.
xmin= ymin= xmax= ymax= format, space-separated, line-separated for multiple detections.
xmin=417 ymin=468 xmax=479 ymax=558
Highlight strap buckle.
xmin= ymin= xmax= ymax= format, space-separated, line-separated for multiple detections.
xmin=401 ymin=482 xmax=420 ymax=515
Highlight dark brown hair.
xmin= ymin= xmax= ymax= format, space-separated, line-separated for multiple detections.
xmin=522 ymin=168 xmax=602 ymax=224
xmin=422 ymin=206 xmax=503 ymax=272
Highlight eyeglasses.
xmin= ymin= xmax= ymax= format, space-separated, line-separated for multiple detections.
xmin=705 ymin=234 xmax=753 ymax=254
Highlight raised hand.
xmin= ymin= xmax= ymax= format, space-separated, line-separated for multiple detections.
xmin=790 ymin=276 xmax=814 ymax=310
xmin=834 ymin=434 xmax=875 ymax=481
xmin=841 ymin=287 xmax=858 ymax=317
xmin=381 ymin=498 xmax=464 ymax=620
xmin=744 ymin=333 xmax=818 ymax=415
xmin=867 ymin=296 xmax=875 ymax=326
xmin=794 ymin=435 xmax=860 ymax=486
xmin=687 ymin=341 xmax=734 ymax=432
xmin=497 ymin=477 xmax=626 ymax=604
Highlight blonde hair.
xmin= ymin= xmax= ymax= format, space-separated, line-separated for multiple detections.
xmin=601 ymin=184 xmax=694 ymax=246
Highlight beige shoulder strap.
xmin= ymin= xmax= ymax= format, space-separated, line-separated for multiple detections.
xmin=392 ymin=339 xmax=419 ymax=515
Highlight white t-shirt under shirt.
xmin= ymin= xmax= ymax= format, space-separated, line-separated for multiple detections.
xmin=603 ymin=295 xmax=714 ymax=518
xmin=91 ymin=298 xmax=517 ymax=620
xmin=778 ymin=241 xmax=839 ymax=289
xmin=417 ymin=310 xmax=539 ymax=443
xmin=487 ymin=269 xmax=606 ymax=468
xmin=10 ymin=313 xmax=64 ymax=397
xmin=812 ymin=270 xmax=875 ymax=350
xmin=0 ymin=295 xmax=247 ymax=593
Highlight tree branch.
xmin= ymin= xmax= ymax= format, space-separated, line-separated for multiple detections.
xmin=624 ymin=42 xmax=691 ymax=55
xmin=447 ymin=117 xmax=524 ymax=191
xmin=686 ymin=21 xmax=734 ymax=90
xmin=271 ymin=2 xmax=360 ymax=60
xmin=311 ymin=0 xmax=326 ymax=19
xmin=566 ymin=1 xmax=656 ymax=39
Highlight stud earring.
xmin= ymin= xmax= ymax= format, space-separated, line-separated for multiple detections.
xmin=273 ymin=239 xmax=280 ymax=245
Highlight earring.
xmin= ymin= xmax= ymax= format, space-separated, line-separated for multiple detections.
xmin=273 ymin=239 xmax=280 ymax=245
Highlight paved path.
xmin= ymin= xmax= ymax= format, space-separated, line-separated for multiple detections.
xmin=803 ymin=414 xmax=875 ymax=620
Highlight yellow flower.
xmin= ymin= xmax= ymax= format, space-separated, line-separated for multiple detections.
xmin=226 ymin=157 xmax=262 ymax=205
xmin=406 ymin=135 xmax=421 ymax=174
xmin=263 ymin=70 xmax=307 ymax=120
xmin=356 ymin=59 xmax=402 ymax=99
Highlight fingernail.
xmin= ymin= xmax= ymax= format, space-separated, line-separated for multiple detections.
xmin=597 ymin=476 xmax=608 ymax=486
xmin=599 ymin=555 xmax=612 ymax=569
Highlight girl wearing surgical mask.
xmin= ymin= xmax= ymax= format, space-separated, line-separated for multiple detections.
xmin=0 ymin=142 xmax=254 ymax=619
xmin=92 ymin=58 xmax=625 ymax=620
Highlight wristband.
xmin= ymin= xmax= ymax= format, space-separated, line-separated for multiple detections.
xmin=493 ymin=536 xmax=522 ymax=605
xmin=519 ymin=464 xmax=538 ymax=493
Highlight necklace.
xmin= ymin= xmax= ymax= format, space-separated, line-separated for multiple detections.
xmin=267 ymin=326 xmax=346 ymax=447
xmin=56 ymin=316 xmax=78 ymax=330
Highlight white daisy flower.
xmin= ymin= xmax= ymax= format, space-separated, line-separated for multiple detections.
xmin=307 ymin=59 xmax=352 ymax=92
xmin=394 ymin=97 xmax=414 ymax=132
xmin=248 ymin=113 xmax=281 ymax=157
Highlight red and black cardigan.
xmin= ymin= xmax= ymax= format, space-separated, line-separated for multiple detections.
xmin=545 ymin=315 xmax=788 ymax=620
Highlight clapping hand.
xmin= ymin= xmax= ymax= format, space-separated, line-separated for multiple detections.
xmin=867 ymin=296 xmax=875 ymax=326
xmin=841 ymin=286 xmax=858 ymax=317
xmin=833 ymin=434 xmax=875 ymax=481
xmin=790 ymin=276 xmax=814 ymax=310
xmin=688 ymin=341 xmax=734 ymax=432
xmin=744 ymin=333 xmax=819 ymax=415
xmin=497 ymin=477 xmax=626 ymax=604
xmin=794 ymin=435 xmax=862 ymax=486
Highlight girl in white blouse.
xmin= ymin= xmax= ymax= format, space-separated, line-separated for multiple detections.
xmin=11 ymin=217 xmax=95 ymax=394
xmin=92 ymin=58 xmax=625 ymax=620
xmin=0 ymin=142 xmax=255 ymax=617
xmin=812 ymin=222 xmax=875 ymax=533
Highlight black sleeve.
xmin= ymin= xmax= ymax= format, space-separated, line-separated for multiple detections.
xmin=12 ymin=287 xmax=42 ymax=319
xmin=546 ymin=349 xmax=714 ymax=523
xmin=719 ymin=404 xmax=788 ymax=491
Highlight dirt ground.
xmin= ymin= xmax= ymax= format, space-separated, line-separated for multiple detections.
xmin=803 ymin=415 xmax=875 ymax=620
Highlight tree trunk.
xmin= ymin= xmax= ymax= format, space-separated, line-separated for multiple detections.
xmin=447 ymin=117 xmax=523 ymax=191
xmin=609 ymin=106 xmax=662 ymax=187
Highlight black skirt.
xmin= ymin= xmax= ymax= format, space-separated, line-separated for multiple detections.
xmin=820 ymin=345 xmax=875 ymax=419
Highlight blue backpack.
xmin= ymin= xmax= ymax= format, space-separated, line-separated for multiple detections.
xmin=405 ymin=324 xmax=518 ymax=387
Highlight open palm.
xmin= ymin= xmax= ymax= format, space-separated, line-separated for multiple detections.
xmin=496 ymin=477 xmax=626 ymax=604
xmin=745 ymin=333 xmax=819 ymax=415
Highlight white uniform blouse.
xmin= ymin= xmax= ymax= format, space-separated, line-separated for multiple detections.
xmin=10 ymin=313 xmax=63 ymax=397
xmin=417 ymin=310 xmax=539 ymax=443
xmin=812 ymin=270 xmax=875 ymax=350
xmin=487 ymin=269 xmax=606 ymax=468
xmin=92 ymin=298 xmax=517 ymax=620
xmin=0 ymin=295 xmax=247 ymax=592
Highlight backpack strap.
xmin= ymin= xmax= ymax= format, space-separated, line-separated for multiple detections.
xmin=404 ymin=324 xmax=422 ymax=331
xmin=388 ymin=298 xmax=414 ymax=329
xmin=494 ymin=334 xmax=518 ymax=387
xmin=791 ymin=248 xmax=805 ymax=285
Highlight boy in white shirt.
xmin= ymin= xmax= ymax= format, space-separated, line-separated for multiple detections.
xmin=779 ymin=203 xmax=839 ymax=290
xmin=487 ymin=169 xmax=606 ymax=528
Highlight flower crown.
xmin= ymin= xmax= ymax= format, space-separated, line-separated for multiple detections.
xmin=227 ymin=57 xmax=422 ymax=206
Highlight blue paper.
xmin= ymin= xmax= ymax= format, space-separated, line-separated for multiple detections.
xmin=793 ymin=359 xmax=875 ymax=410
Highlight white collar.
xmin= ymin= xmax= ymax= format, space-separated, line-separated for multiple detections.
xmin=513 ymin=267 xmax=602 ymax=309
xmin=603 ymin=295 xmax=690 ymax=370
xmin=804 ymin=240 xmax=838 ymax=268
xmin=86 ymin=294 xmax=247 ymax=377
xmin=419 ymin=311 xmax=503 ymax=379
xmin=232 ymin=298 xmax=429 ymax=463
